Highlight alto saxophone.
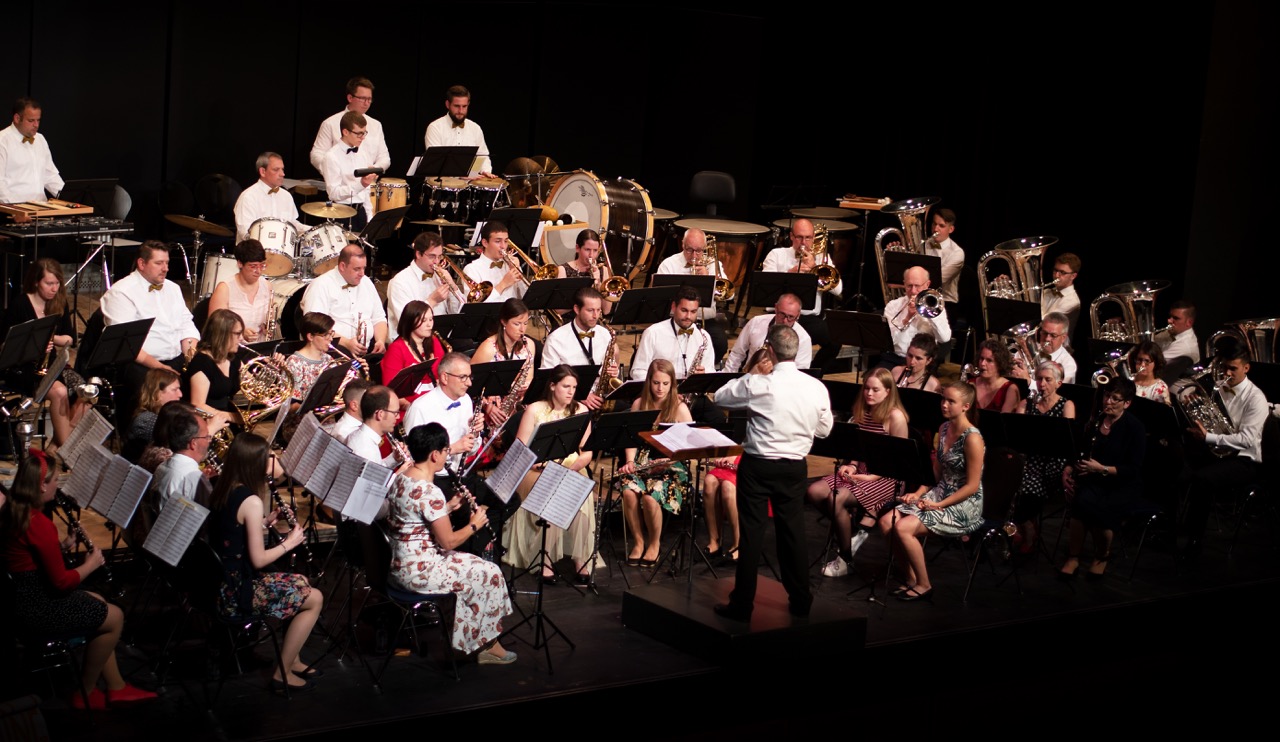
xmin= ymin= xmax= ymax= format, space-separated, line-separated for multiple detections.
xmin=590 ymin=321 xmax=622 ymax=399
xmin=681 ymin=325 xmax=709 ymax=405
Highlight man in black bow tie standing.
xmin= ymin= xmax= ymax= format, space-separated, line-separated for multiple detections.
xmin=320 ymin=111 xmax=379 ymax=231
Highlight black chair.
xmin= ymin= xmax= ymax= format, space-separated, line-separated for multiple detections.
xmin=687 ymin=170 xmax=735 ymax=218
xmin=960 ymin=447 xmax=1026 ymax=602
xmin=191 ymin=296 xmax=211 ymax=333
xmin=2 ymin=572 xmax=95 ymax=712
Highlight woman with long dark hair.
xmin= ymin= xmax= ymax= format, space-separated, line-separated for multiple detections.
xmin=381 ymin=300 xmax=447 ymax=404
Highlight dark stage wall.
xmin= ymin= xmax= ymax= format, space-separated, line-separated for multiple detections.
xmin=2 ymin=1 xmax=1272 ymax=338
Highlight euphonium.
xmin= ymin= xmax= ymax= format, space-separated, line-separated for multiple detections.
xmin=1089 ymin=279 xmax=1171 ymax=343
xmin=440 ymin=255 xmax=493 ymax=303
xmin=1005 ymin=322 xmax=1048 ymax=380
xmin=1091 ymin=347 xmax=1135 ymax=387
xmin=874 ymin=197 xmax=938 ymax=304
xmin=1205 ymin=317 xmax=1279 ymax=364
xmin=1171 ymin=362 xmax=1236 ymax=458
xmin=977 ymin=235 xmax=1057 ymax=334
xmin=236 ymin=342 xmax=296 ymax=425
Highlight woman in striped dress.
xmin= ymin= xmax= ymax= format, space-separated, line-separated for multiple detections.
xmin=806 ymin=367 xmax=909 ymax=577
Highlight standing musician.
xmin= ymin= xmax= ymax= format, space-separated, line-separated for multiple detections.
xmin=654 ymin=228 xmax=729 ymax=365
xmin=630 ymin=285 xmax=715 ymax=382
xmin=761 ymin=218 xmax=843 ymax=370
xmin=723 ymin=292 xmax=812 ymax=373
xmin=1041 ymin=252 xmax=1082 ymax=333
xmin=891 ymin=333 xmax=942 ymax=392
xmin=285 ymin=312 xmax=338 ymax=405
xmin=556 ymin=229 xmax=616 ymax=314
xmin=402 ymin=352 xmax=481 ymax=470
xmin=300 ymin=244 xmax=387 ymax=358
xmin=879 ymin=265 xmax=951 ymax=370
xmin=470 ymin=298 xmax=537 ymax=429
xmin=713 ymin=325 xmax=833 ymax=620
xmin=924 ymin=208 xmax=964 ymax=304
xmin=152 ymin=402 xmax=212 ymax=507
xmin=310 ymin=76 xmax=390 ymax=174
xmin=541 ymin=287 xmax=619 ymax=410
xmin=387 ymin=232 xmax=462 ymax=342
xmin=232 ymin=152 xmax=302 ymax=244
xmin=463 ymin=220 xmax=525 ymax=304
xmin=382 ymin=300 xmax=447 ymax=405
xmin=423 ymin=84 xmax=492 ymax=177
xmin=182 ymin=308 xmax=244 ymax=430
xmin=345 ymin=384 xmax=402 ymax=469
xmin=0 ymin=97 xmax=64 ymax=211
xmin=319 ymin=111 xmax=378 ymax=231
xmin=207 ymin=240 xmax=273 ymax=342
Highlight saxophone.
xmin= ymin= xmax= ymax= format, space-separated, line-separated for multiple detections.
xmin=590 ymin=320 xmax=622 ymax=398
xmin=495 ymin=352 xmax=534 ymax=428
xmin=681 ymin=325 xmax=709 ymax=405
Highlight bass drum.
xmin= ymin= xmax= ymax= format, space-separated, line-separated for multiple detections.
xmin=270 ymin=278 xmax=307 ymax=340
xmin=541 ymin=171 xmax=653 ymax=281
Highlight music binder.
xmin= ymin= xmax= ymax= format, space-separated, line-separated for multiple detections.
xmin=519 ymin=461 xmax=595 ymax=531
xmin=143 ymin=497 xmax=209 ymax=567
xmin=482 ymin=438 xmax=538 ymax=505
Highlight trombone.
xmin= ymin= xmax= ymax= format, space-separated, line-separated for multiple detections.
xmin=502 ymin=239 xmax=564 ymax=327
xmin=440 ymin=255 xmax=493 ymax=303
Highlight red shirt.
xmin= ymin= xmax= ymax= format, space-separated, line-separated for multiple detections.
xmin=3 ymin=511 xmax=81 ymax=591
xmin=381 ymin=336 xmax=445 ymax=405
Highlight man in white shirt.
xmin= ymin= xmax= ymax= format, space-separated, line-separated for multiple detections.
xmin=541 ymin=287 xmax=620 ymax=409
xmin=1153 ymin=299 xmax=1200 ymax=379
xmin=654 ymin=227 xmax=729 ymax=365
xmin=724 ymin=293 xmax=812 ymax=372
xmin=403 ymin=352 xmax=480 ymax=470
xmin=301 ymin=244 xmax=388 ymax=358
xmin=761 ymin=218 xmax=843 ymax=369
xmin=924 ymin=208 xmax=964 ymax=304
xmin=463 ymin=220 xmax=525 ymax=303
xmin=320 ymin=111 xmax=379 ymax=230
xmin=1013 ymin=311 xmax=1077 ymax=384
xmin=713 ymin=325 xmax=833 ymax=620
xmin=233 ymin=152 xmax=303 ymax=243
xmin=387 ymin=232 xmax=462 ymax=341
xmin=345 ymin=385 xmax=401 ymax=469
xmin=630 ymin=285 xmax=716 ymax=381
xmin=880 ymin=266 xmax=951 ymax=369
xmin=1041 ymin=252 xmax=1081 ymax=334
xmin=324 ymin=379 xmax=370 ymax=444
xmin=310 ymin=76 xmax=390 ymax=174
xmin=153 ymin=404 xmax=211 ymax=508
xmin=0 ymin=97 xmax=63 ymax=209
xmin=100 ymin=241 xmax=200 ymax=370
xmin=423 ymin=84 xmax=491 ymax=177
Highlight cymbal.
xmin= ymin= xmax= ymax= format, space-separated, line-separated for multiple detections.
xmin=410 ymin=217 xmax=469 ymax=228
xmin=503 ymin=157 xmax=541 ymax=176
xmin=164 ymin=213 xmax=232 ymax=237
xmin=301 ymin=202 xmax=358 ymax=219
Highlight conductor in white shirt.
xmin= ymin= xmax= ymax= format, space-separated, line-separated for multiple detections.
xmin=310 ymin=76 xmax=390 ymax=175
xmin=713 ymin=325 xmax=833 ymax=620
xmin=0 ymin=97 xmax=64 ymax=214
xmin=423 ymin=84 xmax=492 ymax=177
xmin=232 ymin=152 xmax=302 ymax=244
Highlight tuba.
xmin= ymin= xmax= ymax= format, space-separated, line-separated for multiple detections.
xmin=236 ymin=343 xmax=297 ymax=425
xmin=1089 ymin=279 xmax=1171 ymax=343
xmin=977 ymin=235 xmax=1058 ymax=334
xmin=873 ymin=196 xmax=938 ymax=304
xmin=1205 ymin=317 xmax=1279 ymax=364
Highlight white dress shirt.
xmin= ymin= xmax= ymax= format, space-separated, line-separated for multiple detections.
xmin=154 ymin=454 xmax=206 ymax=507
xmin=310 ymin=110 xmax=390 ymax=174
xmin=654 ymin=252 xmax=727 ymax=322
xmin=327 ymin=411 xmax=363 ymax=444
xmin=404 ymin=387 xmax=476 ymax=469
xmin=463 ymin=254 xmax=525 ymax=303
xmin=542 ymin=320 xmax=612 ymax=369
xmin=1047 ymin=344 xmax=1078 ymax=385
xmin=386 ymin=263 xmax=462 ymax=341
xmin=760 ymin=246 xmax=841 ymax=315
xmin=100 ymin=271 xmax=200 ymax=361
xmin=715 ymin=361 xmax=833 ymax=459
xmin=347 ymin=423 xmax=397 ymax=468
xmin=924 ymin=237 xmax=965 ymax=303
xmin=1154 ymin=327 xmax=1200 ymax=364
xmin=0 ymin=124 xmax=63 ymax=203
xmin=724 ymin=314 xmax=812 ymax=373
xmin=1041 ymin=285 xmax=1081 ymax=333
xmin=320 ymin=142 xmax=376 ymax=222
xmin=233 ymin=179 xmax=303 ymax=244
xmin=630 ymin=319 xmax=715 ymax=381
xmin=1207 ymin=377 xmax=1269 ymax=463
xmin=300 ymin=268 xmax=387 ymax=342
xmin=424 ymin=115 xmax=490 ymax=176
xmin=883 ymin=295 xmax=952 ymax=356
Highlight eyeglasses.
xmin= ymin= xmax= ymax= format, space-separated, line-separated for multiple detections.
xmin=351 ymin=95 xmax=373 ymax=102
xmin=350 ymin=129 xmax=368 ymax=138
xmin=445 ymin=371 xmax=472 ymax=380
xmin=1040 ymin=330 xmax=1066 ymax=339
xmin=1052 ymin=268 xmax=1076 ymax=276
xmin=776 ymin=311 xmax=800 ymax=322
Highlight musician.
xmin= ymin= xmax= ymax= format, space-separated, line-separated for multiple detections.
xmin=713 ymin=325 xmax=832 ymax=620
xmin=879 ymin=266 xmax=951 ymax=370
xmin=703 ymin=455 xmax=742 ymax=564
xmin=1131 ymin=341 xmax=1171 ymax=404
xmin=761 ymin=218 xmax=842 ymax=369
xmin=327 ymin=378 xmax=370 ymax=444
xmin=463 ymin=220 xmax=525 ymax=303
xmin=2 ymin=449 xmax=158 ymax=709
xmin=232 ymin=152 xmax=302 ymax=244
xmin=153 ymin=403 xmax=212 ymax=507
xmin=0 ymin=97 xmax=63 ymax=210
xmin=423 ymin=84 xmax=492 ymax=177
xmin=286 ymin=312 xmax=338 ymax=404
xmin=723 ymin=293 xmax=812 ymax=372
xmin=1034 ymin=312 xmax=1077 ymax=384
xmin=654 ymin=228 xmax=728 ymax=363
xmin=1183 ymin=346 xmax=1269 ymax=558
xmin=319 ymin=111 xmax=378 ymax=230
xmin=122 ymin=367 xmax=182 ymax=463
xmin=300 ymin=244 xmax=388 ymax=358
xmin=403 ymin=352 xmax=480 ymax=468
xmin=924 ymin=208 xmax=964 ymax=303
xmin=1012 ymin=360 xmax=1076 ymax=551
xmin=207 ymin=240 xmax=272 ymax=342
xmin=630 ymin=285 xmax=715 ymax=381
xmin=541 ymin=287 xmax=619 ymax=409
xmin=382 ymin=300 xmax=447 ymax=405
xmin=346 ymin=385 xmax=401 ymax=469
xmin=1041 ymin=252 xmax=1081 ymax=332
xmin=556 ymin=229 xmax=615 ymax=313
xmin=310 ymin=76 xmax=390 ymax=174
xmin=891 ymin=333 xmax=941 ymax=392
xmin=504 ymin=365 xmax=595 ymax=583
xmin=182 ymin=309 xmax=244 ymax=429
xmin=387 ymin=232 xmax=461 ymax=342
xmin=974 ymin=338 xmax=1022 ymax=413
xmin=387 ymin=423 xmax=515 ymax=664
xmin=470 ymin=298 xmax=537 ymax=428
xmin=1153 ymin=299 xmax=1199 ymax=378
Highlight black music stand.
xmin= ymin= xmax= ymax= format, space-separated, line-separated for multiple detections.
xmin=882 ymin=252 xmax=942 ymax=293
xmin=985 ymin=297 xmax=1041 ymax=337
xmin=455 ymin=302 xmax=503 ymax=344
xmin=580 ymin=408 xmax=662 ymax=589
xmin=650 ymin=274 xmax=714 ymax=308
xmin=823 ymin=379 xmax=862 ymax=420
xmin=826 ymin=310 xmax=892 ymax=378
xmin=610 ymin=286 xmax=680 ymax=327
xmin=749 ymin=271 xmax=818 ymax=310
xmin=470 ymin=359 xmax=526 ymax=399
xmin=420 ymin=146 xmax=478 ymax=182
xmin=1057 ymin=382 xmax=1099 ymax=424
xmin=83 ymin=318 xmax=152 ymax=371
xmin=59 ymin=179 xmax=118 ymax=213
xmin=296 ymin=363 xmax=352 ymax=419
xmin=487 ymin=207 xmax=544 ymax=251
xmin=431 ymin=314 xmax=464 ymax=345
xmin=386 ymin=361 xmax=433 ymax=399
xmin=1002 ymin=413 xmax=1078 ymax=461
xmin=522 ymin=364 xmax=600 ymax=405
xmin=522 ymin=276 xmax=593 ymax=315
xmin=0 ymin=316 xmax=60 ymax=371
xmin=678 ymin=372 xmax=741 ymax=400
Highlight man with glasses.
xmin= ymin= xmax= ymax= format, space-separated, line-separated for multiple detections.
xmin=424 ymin=84 xmax=491 ymax=177
xmin=153 ymin=403 xmax=212 ymax=508
xmin=320 ymin=111 xmax=379 ymax=230
xmin=387 ymin=232 xmax=462 ymax=342
xmin=654 ymin=227 xmax=729 ymax=365
xmin=347 ymin=385 xmax=403 ymax=469
xmin=1019 ymin=311 xmax=1077 ymax=384
xmin=233 ymin=151 xmax=302 ymax=244
xmin=762 ymin=218 xmax=843 ymax=369
xmin=879 ymin=265 xmax=951 ymax=370
xmin=310 ymin=76 xmax=390 ymax=174
xmin=724 ymin=293 xmax=812 ymax=372
xmin=1041 ymin=252 xmax=1082 ymax=333
xmin=403 ymin=352 xmax=481 ymax=469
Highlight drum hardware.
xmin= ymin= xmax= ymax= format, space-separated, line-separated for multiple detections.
xmin=1088 ymin=279 xmax=1172 ymax=343
xmin=410 ymin=217 xmax=470 ymax=229
xmin=440 ymin=255 xmax=493 ymax=303
xmin=425 ymin=177 xmax=471 ymax=223
xmin=164 ymin=213 xmax=233 ymax=238
xmin=467 ymin=177 xmax=510 ymax=224
xmin=300 ymin=201 xmax=358 ymax=220
xmin=300 ymin=222 xmax=350 ymax=275
xmin=873 ymin=197 xmax=939 ymax=305
xmin=976 ymin=235 xmax=1058 ymax=335
xmin=373 ymin=178 xmax=409 ymax=213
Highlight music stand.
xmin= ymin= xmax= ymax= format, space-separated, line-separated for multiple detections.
xmin=610 ymin=286 xmax=680 ymax=327
xmin=604 ymin=379 xmax=646 ymax=411
xmin=470 ymin=359 xmax=526 ymax=399
xmin=455 ymin=302 xmax=503 ymax=344
xmin=898 ymin=387 xmax=943 ymax=434
xmin=0 ymin=316 xmax=60 ymax=370
xmin=749 ymin=271 xmax=818 ymax=310
xmin=420 ymin=146 xmax=477 ymax=182
xmin=522 ymin=276 xmax=593 ymax=316
xmin=985 ymin=297 xmax=1041 ymax=337
xmin=386 ymin=361 xmax=433 ymax=399
xmin=487 ymin=207 xmax=545 ymax=252
xmin=1057 ymin=382 xmax=1099 ymax=423
xmin=59 ymin=178 xmax=118 ymax=213
xmin=83 ymin=318 xmax=153 ymax=371
xmin=882 ymin=252 xmax=942 ymax=292
xmin=650 ymin=274 xmax=714 ymax=308
xmin=826 ymin=310 xmax=892 ymax=378
xmin=678 ymin=372 xmax=741 ymax=400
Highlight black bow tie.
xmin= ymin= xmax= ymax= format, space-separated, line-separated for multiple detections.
xmin=347 ymin=146 xmax=359 ymax=154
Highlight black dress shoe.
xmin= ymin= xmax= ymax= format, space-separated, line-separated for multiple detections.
xmin=713 ymin=603 xmax=752 ymax=622
xmin=541 ymin=573 xmax=558 ymax=586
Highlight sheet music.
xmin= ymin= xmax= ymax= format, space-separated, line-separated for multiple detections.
xmin=143 ymin=497 xmax=209 ymax=568
xmin=520 ymin=461 xmax=594 ymax=531
xmin=652 ymin=423 xmax=737 ymax=453
xmin=343 ymin=461 xmax=394 ymax=524
xmin=59 ymin=408 xmax=113 ymax=469
xmin=486 ymin=438 xmax=537 ymax=504
xmin=293 ymin=425 xmax=335 ymax=484
xmin=407 ymin=155 xmax=423 ymax=177
xmin=280 ymin=413 xmax=323 ymax=475
xmin=305 ymin=436 xmax=348 ymax=498
xmin=62 ymin=444 xmax=113 ymax=508
xmin=87 ymin=455 xmax=133 ymax=521
xmin=107 ymin=465 xmax=153 ymax=528
xmin=320 ymin=451 xmax=361 ymax=513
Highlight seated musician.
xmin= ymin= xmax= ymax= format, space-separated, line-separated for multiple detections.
xmin=139 ymin=399 xmax=207 ymax=473
xmin=1041 ymin=252 xmax=1081 ymax=333
xmin=556 ymin=229 xmax=615 ymax=314
xmin=654 ymin=227 xmax=728 ymax=364
xmin=3 ymin=258 xmax=91 ymax=449
xmin=462 ymin=220 xmax=525 ymax=304
xmin=182 ymin=308 xmax=243 ymax=430
xmin=387 ymin=423 xmax=516 ymax=665
xmin=387 ymin=232 xmax=462 ymax=341
xmin=207 ymin=239 xmax=273 ymax=342
xmin=615 ymin=358 xmax=694 ymax=567
xmin=761 ymin=218 xmax=842 ymax=369
xmin=503 ymin=365 xmax=595 ymax=584
xmin=924 ymin=208 xmax=964 ymax=304
xmin=299 ymin=244 xmax=387 ymax=360
xmin=122 ymin=367 xmax=182 ymax=463
xmin=879 ymin=266 xmax=950 ymax=370
xmin=722 ymin=292 xmax=812 ymax=372
xmin=1012 ymin=360 xmax=1076 ymax=551
xmin=891 ymin=333 xmax=941 ymax=392
xmin=382 ymin=300 xmax=447 ymax=405
xmin=1131 ymin=341 xmax=1171 ymax=404
xmin=153 ymin=402 xmax=212 ymax=507
xmin=703 ymin=454 xmax=742 ymax=564
xmin=232 ymin=152 xmax=302 ymax=244
xmin=345 ymin=384 xmax=402 ymax=469
xmin=807 ymin=368 xmax=908 ymax=578
xmin=470 ymin=298 xmax=537 ymax=429
xmin=403 ymin=352 xmax=480 ymax=469
xmin=1153 ymin=299 xmax=1199 ymax=380
xmin=286 ymin=312 xmax=339 ymax=404
xmin=973 ymin=338 xmax=1022 ymax=413
xmin=540 ymin=287 xmax=619 ymax=410
xmin=327 ymin=378 xmax=370 ymax=444
xmin=319 ymin=111 xmax=377 ymax=231
xmin=630 ymin=285 xmax=715 ymax=382
xmin=1029 ymin=312 xmax=1077 ymax=384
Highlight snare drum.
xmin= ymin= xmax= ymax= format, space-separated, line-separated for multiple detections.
xmin=542 ymin=171 xmax=653 ymax=281
xmin=269 ymin=278 xmax=306 ymax=339
xmin=467 ymin=177 xmax=509 ymax=223
xmin=199 ymin=254 xmax=239 ymax=298
xmin=301 ymin=223 xmax=349 ymax=275
xmin=248 ymin=217 xmax=298 ymax=278
xmin=427 ymin=177 xmax=470 ymax=222
xmin=374 ymin=177 xmax=409 ymax=213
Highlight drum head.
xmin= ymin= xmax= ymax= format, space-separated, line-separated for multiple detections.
xmin=263 ymin=250 xmax=294 ymax=278
xmin=544 ymin=172 xmax=654 ymax=280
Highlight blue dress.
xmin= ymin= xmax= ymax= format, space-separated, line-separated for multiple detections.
xmin=898 ymin=423 xmax=985 ymax=536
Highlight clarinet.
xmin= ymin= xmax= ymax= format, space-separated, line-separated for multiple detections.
xmin=443 ymin=460 xmax=494 ymax=553
xmin=56 ymin=492 xmax=119 ymax=597
xmin=270 ymin=480 xmax=311 ymax=566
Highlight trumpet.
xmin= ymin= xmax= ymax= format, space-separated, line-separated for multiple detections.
xmin=440 ymin=255 xmax=493 ymax=303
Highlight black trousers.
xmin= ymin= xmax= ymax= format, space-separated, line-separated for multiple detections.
xmin=1184 ymin=454 xmax=1257 ymax=542
xmin=727 ymin=454 xmax=812 ymax=613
